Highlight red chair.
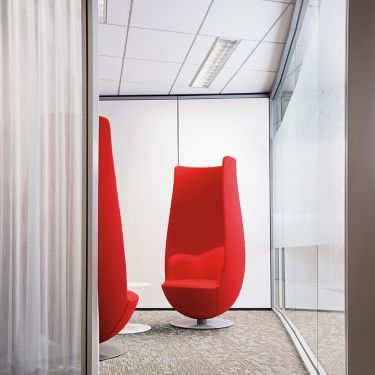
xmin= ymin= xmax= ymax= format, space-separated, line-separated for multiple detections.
xmin=98 ymin=116 xmax=138 ymax=359
xmin=162 ymin=156 xmax=245 ymax=329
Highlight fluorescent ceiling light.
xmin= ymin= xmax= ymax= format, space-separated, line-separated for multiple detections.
xmin=98 ymin=0 xmax=107 ymax=23
xmin=190 ymin=38 xmax=239 ymax=88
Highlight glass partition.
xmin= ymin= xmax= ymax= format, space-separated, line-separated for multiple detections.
xmin=271 ymin=0 xmax=346 ymax=373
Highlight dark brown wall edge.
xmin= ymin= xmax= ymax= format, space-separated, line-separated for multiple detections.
xmin=346 ymin=0 xmax=375 ymax=373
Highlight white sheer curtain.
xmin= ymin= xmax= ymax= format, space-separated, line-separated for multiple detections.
xmin=0 ymin=1 xmax=83 ymax=374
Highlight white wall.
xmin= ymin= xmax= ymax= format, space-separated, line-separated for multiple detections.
xmin=179 ymin=98 xmax=270 ymax=308
xmin=100 ymin=97 xmax=270 ymax=308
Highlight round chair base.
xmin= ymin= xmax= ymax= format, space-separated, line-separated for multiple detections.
xmin=119 ymin=323 xmax=152 ymax=334
xmin=99 ymin=342 xmax=126 ymax=361
xmin=170 ymin=317 xmax=234 ymax=330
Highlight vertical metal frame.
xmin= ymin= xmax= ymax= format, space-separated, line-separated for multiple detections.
xmin=269 ymin=0 xmax=308 ymax=315
xmin=270 ymin=0 xmax=308 ymax=101
xmin=269 ymin=0 xmax=308 ymax=311
xmin=82 ymin=0 xmax=99 ymax=374
xmin=81 ymin=1 xmax=87 ymax=372
xmin=268 ymin=1 xmax=321 ymax=373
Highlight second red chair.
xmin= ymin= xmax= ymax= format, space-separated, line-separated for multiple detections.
xmin=98 ymin=116 xmax=139 ymax=359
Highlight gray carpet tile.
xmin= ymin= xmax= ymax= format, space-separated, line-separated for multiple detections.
xmin=100 ymin=310 xmax=308 ymax=375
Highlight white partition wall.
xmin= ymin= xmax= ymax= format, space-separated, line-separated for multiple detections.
xmin=99 ymin=97 xmax=270 ymax=308
xmin=179 ymin=98 xmax=270 ymax=308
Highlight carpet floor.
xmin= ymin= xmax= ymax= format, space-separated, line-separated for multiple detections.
xmin=100 ymin=310 xmax=308 ymax=375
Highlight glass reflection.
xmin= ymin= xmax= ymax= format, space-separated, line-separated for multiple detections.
xmin=271 ymin=0 xmax=346 ymax=373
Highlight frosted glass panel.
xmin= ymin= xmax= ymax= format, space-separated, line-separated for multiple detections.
xmin=316 ymin=0 xmax=346 ymax=373
xmin=271 ymin=0 xmax=346 ymax=373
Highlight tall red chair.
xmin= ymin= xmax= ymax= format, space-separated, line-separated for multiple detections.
xmin=98 ymin=116 xmax=139 ymax=359
xmin=162 ymin=156 xmax=245 ymax=329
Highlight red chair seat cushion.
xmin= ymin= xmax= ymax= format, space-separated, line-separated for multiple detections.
xmin=162 ymin=280 xmax=219 ymax=319
xmin=162 ymin=247 xmax=224 ymax=318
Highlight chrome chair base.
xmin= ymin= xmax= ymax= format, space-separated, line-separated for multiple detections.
xmin=170 ymin=317 xmax=234 ymax=330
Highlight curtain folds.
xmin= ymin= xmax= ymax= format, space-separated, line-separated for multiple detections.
xmin=0 ymin=1 xmax=83 ymax=374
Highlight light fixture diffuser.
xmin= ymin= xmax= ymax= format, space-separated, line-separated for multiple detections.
xmin=190 ymin=38 xmax=239 ymax=88
xmin=98 ymin=0 xmax=107 ymax=23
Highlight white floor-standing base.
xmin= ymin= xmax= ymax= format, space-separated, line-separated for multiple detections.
xmin=170 ymin=317 xmax=234 ymax=330
xmin=120 ymin=323 xmax=152 ymax=334
xmin=99 ymin=342 xmax=127 ymax=361
xmin=120 ymin=282 xmax=152 ymax=334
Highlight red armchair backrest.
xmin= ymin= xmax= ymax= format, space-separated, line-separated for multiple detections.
xmin=166 ymin=166 xmax=224 ymax=256
xmin=98 ymin=116 xmax=128 ymax=342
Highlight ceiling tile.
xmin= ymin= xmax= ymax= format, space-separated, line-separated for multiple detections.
xmin=99 ymin=24 xmax=126 ymax=57
xmin=126 ymin=27 xmax=195 ymax=63
xmin=131 ymin=0 xmax=211 ymax=33
xmin=106 ymin=0 xmax=131 ymax=26
xmin=222 ymin=70 xmax=277 ymax=93
xmin=200 ymin=0 xmax=288 ymax=41
xmin=120 ymin=81 xmax=170 ymax=95
xmin=185 ymin=35 xmax=216 ymax=65
xmin=99 ymin=80 xmax=119 ymax=96
xmin=224 ymin=39 xmax=258 ymax=69
xmin=122 ymin=59 xmax=181 ymax=86
xmin=264 ymin=4 xmax=294 ymax=43
xmin=242 ymin=42 xmax=285 ymax=72
xmin=99 ymin=56 xmax=123 ymax=80
xmin=173 ymin=64 xmax=199 ymax=87
xmin=171 ymin=66 xmax=236 ymax=94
